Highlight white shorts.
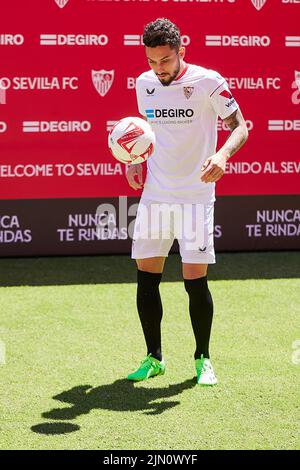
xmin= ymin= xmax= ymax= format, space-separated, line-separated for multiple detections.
xmin=131 ymin=198 xmax=215 ymax=264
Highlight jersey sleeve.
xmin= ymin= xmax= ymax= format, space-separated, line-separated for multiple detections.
xmin=207 ymin=70 xmax=239 ymax=120
xmin=135 ymin=77 xmax=147 ymax=117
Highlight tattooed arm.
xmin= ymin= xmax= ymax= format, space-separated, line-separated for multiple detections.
xmin=201 ymin=108 xmax=249 ymax=183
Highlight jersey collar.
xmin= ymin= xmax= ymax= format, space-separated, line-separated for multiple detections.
xmin=174 ymin=63 xmax=189 ymax=82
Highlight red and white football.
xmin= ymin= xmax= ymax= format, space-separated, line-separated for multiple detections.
xmin=108 ymin=116 xmax=156 ymax=164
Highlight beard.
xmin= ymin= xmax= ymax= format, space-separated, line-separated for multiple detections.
xmin=157 ymin=58 xmax=181 ymax=87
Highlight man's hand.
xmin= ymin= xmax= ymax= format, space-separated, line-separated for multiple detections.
xmin=126 ymin=163 xmax=144 ymax=190
xmin=201 ymin=109 xmax=248 ymax=183
xmin=200 ymin=152 xmax=228 ymax=183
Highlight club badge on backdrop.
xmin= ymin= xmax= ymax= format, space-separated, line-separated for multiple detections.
xmin=54 ymin=0 xmax=70 ymax=8
xmin=92 ymin=70 xmax=115 ymax=97
xmin=295 ymin=71 xmax=300 ymax=91
xmin=251 ymin=0 xmax=267 ymax=11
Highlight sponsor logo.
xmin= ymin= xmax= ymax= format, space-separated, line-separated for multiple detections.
xmin=198 ymin=246 xmax=207 ymax=253
xmin=92 ymin=70 xmax=114 ymax=97
xmin=123 ymin=35 xmax=143 ymax=46
xmin=268 ymin=120 xmax=300 ymax=131
xmin=219 ymin=89 xmax=236 ymax=107
xmin=183 ymin=87 xmax=194 ymax=99
xmin=54 ymin=0 xmax=70 ymax=7
xmin=22 ymin=121 xmax=91 ymax=133
xmin=218 ymin=119 xmax=253 ymax=132
xmin=206 ymin=35 xmax=270 ymax=47
xmin=0 ymin=34 xmax=24 ymax=46
xmin=225 ymin=99 xmax=235 ymax=108
xmin=145 ymin=108 xmax=194 ymax=118
xmin=40 ymin=34 xmax=108 ymax=46
xmin=146 ymin=88 xmax=155 ymax=96
xmin=251 ymin=0 xmax=267 ymax=10
xmin=285 ymin=36 xmax=300 ymax=47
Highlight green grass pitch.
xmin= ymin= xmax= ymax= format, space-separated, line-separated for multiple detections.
xmin=0 ymin=252 xmax=299 ymax=450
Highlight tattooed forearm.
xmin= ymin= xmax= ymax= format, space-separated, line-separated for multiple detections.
xmin=219 ymin=109 xmax=249 ymax=160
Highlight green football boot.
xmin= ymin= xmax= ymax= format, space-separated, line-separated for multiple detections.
xmin=127 ymin=354 xmax=165 ymax=382
xmin=195 ymin=355 xmax=218 ymax=386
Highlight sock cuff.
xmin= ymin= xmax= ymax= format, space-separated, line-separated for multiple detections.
xmin=137 ymin=269 xmax=162 ymax=286
xmin=184 ymin=275 xmax=208 ymax=292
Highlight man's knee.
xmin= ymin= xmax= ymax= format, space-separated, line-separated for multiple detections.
xmin=136 ymin=257 xmax=166 ymax=274
xmin=182 ymin=263 xmax=208 ymax=280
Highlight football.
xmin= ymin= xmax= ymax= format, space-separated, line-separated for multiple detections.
xmin=108 ymin=116 xmax=155 ymax=165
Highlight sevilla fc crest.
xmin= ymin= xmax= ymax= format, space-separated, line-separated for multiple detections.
xmin=251 ymin=0 xmax=267 ymax=11
xmin=183 ymin=87 xmax=194 ymax=99
xmin=92 ymin=70 xmax=114 ymax=97
xmin=54 ymin=0 xmax=70 ymax=8
xmin=295 ymin=71 xmax=300 ymax=91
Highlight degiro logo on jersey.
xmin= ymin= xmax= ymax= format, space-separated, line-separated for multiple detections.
xmin=145 ymin=108 xmax=194 ymax=118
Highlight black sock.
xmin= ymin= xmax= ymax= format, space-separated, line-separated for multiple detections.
xmin=184 ymin=276 xmax=214 ymax=360
xmin=136 ymin=270 xmax=163 ymax=362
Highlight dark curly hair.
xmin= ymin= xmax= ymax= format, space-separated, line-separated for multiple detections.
xmin=143 ymin=18 xmax=181 ymax=51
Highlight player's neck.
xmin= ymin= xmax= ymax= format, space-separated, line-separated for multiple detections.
xmin=175 ymin=61 xmax=188 ymax=81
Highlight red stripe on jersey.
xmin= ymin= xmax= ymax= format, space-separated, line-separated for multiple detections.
xmin=175 ymin=63 xmax=189 ymax=81
xmin=220 ymin=90 xmax=233 ymax=99
xmin=210 ymin=81 xmax=226 ymax=97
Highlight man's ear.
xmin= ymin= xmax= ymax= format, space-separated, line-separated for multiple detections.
xmin=179 ymin=46 xmax=186 ymax=60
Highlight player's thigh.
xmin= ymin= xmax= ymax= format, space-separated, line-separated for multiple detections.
xmin=136 ymin=257 xmax=166 ymax=274
xmin=182 ymin=263 xmax=208 ymax=280
xmin=178 ymin=201 xmax=215 ymax=268
xmin=131 ymin=198 xmax=175 ymax=268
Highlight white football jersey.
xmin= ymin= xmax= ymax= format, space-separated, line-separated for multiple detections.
xmin=135 ymin=64 xmax=239 ymax=203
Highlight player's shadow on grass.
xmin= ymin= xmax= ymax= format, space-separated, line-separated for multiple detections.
xmin=31 ymin=378 xmax=195 ymax=435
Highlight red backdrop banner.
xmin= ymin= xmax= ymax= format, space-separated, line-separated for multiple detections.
xmin=0 ymin=1 xmax=299 ymax=257
xmin=1 ymin=0 xmax=299 ymax=201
